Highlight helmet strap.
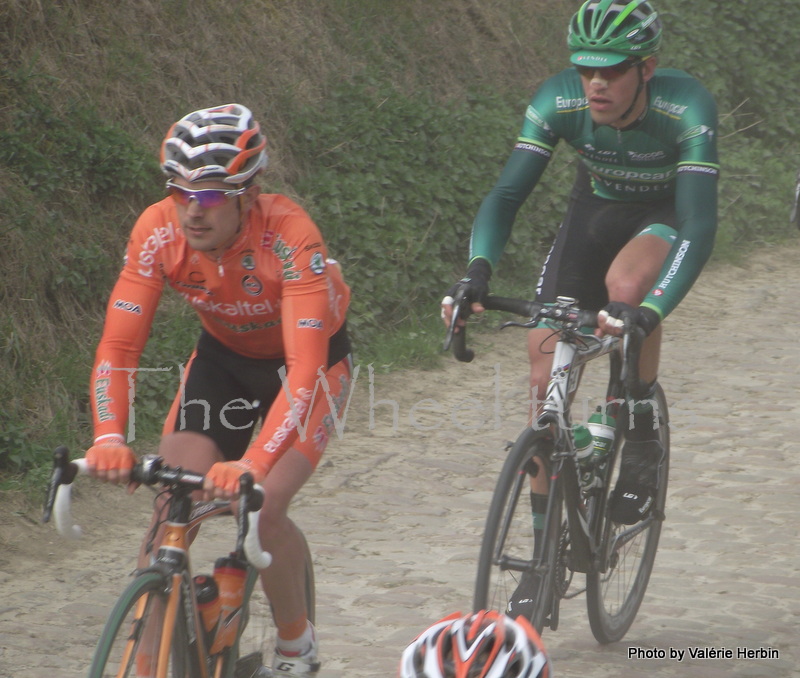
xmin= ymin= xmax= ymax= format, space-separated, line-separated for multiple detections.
xmin=235 ymin=185 xmax=257 ymax=233
xmin=236 ymin=195 xmax=246 ymax=234
xmin=617 ymin=64 xmax=648 ymax=125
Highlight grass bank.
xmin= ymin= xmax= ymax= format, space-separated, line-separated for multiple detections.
xmin=1 ymin=1 xmax=797 ymax=492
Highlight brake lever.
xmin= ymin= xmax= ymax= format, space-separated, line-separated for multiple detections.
xmin=237 ymin=473 xmax=272 ymax=569
xmin=442 ymin=299 xmax=462 ymax=353
xmin=619 ymin=316 xmax=635 ymax=382
xmin=620 ymin=318 xmax=650 ymax=399
xmin=443 ymin=288 xmax=475 ymax=362
xmin=43 ymin=446 xmax=79 ymax=524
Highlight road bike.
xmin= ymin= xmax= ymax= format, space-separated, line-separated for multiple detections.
xmin=43 ymin=447 xmax=315 ymax=678
xmin=444 ymin=293 xmax=669 ymax=643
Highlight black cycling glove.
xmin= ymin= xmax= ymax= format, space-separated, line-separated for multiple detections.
xmin=601 ymin=301 xmax=660 ymax=336
xmin=447 ymin=258 xmax=492 ymax=307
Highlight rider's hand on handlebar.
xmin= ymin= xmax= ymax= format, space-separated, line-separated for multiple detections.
xmin=204 ymin=457 xmax=267 ymax=501
xmin=441 ymin=259 xmax=492 ymax=330
xmin=86 ymin=439 xmax=137 ymax=488
xmin=598 ymin=301 xmax=660 ymax=337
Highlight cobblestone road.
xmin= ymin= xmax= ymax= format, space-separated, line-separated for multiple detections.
xmin=1 ymin=245 xmax=798 ymax=677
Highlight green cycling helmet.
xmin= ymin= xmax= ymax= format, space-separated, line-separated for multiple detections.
xmin=568 ymin=0 xmax=662 ymax=67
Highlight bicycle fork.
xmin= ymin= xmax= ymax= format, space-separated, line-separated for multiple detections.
xmin=157 ymin=573 xmax=189 ymax=678
xmin=142 ymin=532 xmax=212 ymax=678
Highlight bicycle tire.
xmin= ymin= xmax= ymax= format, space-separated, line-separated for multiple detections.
xmin=88 ymin=571 xmax=198 ymax=678
xmin=585 ymin=383 xmax=670 ymax=643
xmin=233 ymin=529 xmax=316 ymax=676
xmin=473 ymin=427 xmax=562 ymax=635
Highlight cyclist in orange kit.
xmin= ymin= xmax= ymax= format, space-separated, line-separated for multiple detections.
xmin=86 ymin=103 xmax=351 ymax=676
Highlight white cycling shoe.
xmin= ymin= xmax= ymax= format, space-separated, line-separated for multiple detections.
xmin=269 ymin=625 xmax=320 ymax=677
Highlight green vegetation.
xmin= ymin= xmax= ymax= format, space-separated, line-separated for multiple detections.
xmin=1 ymin=0 xmax=798 ymax=487
xmin=286 ymin=80 xmax=567 ymax=348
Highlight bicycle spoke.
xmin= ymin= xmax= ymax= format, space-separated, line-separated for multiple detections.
xmin=88 ymin=572 xmax=196 ymax=678
xmin=451 ymin=296 xmax=670 ymax=645
xmin=586 ymin=384 xmax=670 ymax=643
xmin=233 ymin=531 xmax=315 ymax=676
xmin=474 ymin=429 xmax=560 ymax=635
xmin=599 ymin=523 xmax=650 ymax=615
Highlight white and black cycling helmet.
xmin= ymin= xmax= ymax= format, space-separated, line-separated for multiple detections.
xmin=160 ymin=103 xmax=267 ymax=184
xmin=399 ymin=610 xmax=551 ymax=678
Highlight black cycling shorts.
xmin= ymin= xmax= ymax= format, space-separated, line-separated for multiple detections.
xmin=166 ymin=323 xmax=352 ymax=461
xmin=535 ymin=164 xmax=677 ymax=311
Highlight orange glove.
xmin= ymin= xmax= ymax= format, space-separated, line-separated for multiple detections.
xmin=204 ymin=456 xmax=267 ymax=500
xmin=86 ymin=438 xmax=136 ymax=484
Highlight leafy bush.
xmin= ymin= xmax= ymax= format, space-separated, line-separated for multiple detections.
xmin=0 ymin=65 xmax=159 ymax=201
xmin=1 ymin=0 xmax=798 ymax=488
xmin=0 ymin=66 xmax=161 ymax=479
xmin=287 ymin=80 xmax=572 ymax=355
xmin=661 ymin=0 xmax=799 ymax=253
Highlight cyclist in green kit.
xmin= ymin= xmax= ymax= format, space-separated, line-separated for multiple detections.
xmin=442 ymin=0 xmax=719 ymax=616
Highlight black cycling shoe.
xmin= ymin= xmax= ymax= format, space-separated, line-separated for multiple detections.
xmin=609 ymin=439 xmax=663 ymax=525
xmin=506 ymin=570 xmax=538 ymax=620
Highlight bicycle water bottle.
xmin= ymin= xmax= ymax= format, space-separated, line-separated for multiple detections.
xmin=586 ymin=408 xmax=616 ymax=488
xmin=573 ymin=423 xmax=594 ymax=488
xmin=193 ymin=574 xmax=221 ymax=649
xmin=209 ymin=554 xmax=248 ymax=654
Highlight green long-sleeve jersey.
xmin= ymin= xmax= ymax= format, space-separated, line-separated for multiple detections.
xmin=470 ymin=67 xmax=719 ymax=320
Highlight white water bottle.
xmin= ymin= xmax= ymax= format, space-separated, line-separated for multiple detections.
xmin=573 ymin=423 xmax=594 ymax=487
xmin=587 ymin=408 xmax=615 ymax=487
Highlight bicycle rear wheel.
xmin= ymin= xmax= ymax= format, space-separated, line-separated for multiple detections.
xmin=233 ymin=529 xmax=316 ymax=676
xmin=88 ymin=571 xmax=197 ymax=678
xmin=473 ymin=428 xmax=562 ymax=635
xmin=586 ymin=384 xmax=670 ymax=643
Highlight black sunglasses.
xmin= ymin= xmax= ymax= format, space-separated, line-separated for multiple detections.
xmin=575 ymin=57 xmax=645 ymax=81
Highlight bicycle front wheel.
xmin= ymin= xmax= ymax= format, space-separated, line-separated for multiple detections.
xmin=89 ymin=571 xmax=197 ymax=678
xmin=586 ymin=384 xmax=670 ymax=643
xmin=473 ymin=428 xmax=561 ymax=635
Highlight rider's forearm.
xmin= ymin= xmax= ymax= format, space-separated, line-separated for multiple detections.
xmin=641 ymin=171 xmax=718 ymax=319
xmin=469 ymin=148 xmax=549 ymax=268
xmin=243 ymin=293 xmax=331 ymax=473
xmin=91 ymin=273 xmax=161 ymax=440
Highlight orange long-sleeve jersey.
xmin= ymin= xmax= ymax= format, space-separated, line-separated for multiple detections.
xmin=91 ymin=193 xmax=350 ymax=465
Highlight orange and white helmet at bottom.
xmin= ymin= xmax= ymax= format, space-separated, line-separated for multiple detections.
xmin=399 ymin=610 xmax=551 ymax=678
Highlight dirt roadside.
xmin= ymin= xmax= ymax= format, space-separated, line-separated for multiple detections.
xmin=1 ymin=244 xmax=799 ymax=677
